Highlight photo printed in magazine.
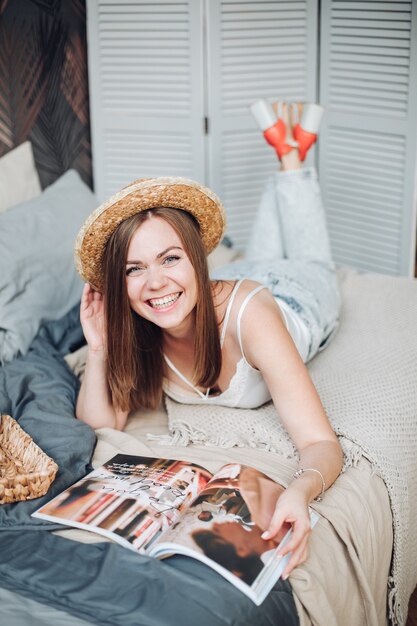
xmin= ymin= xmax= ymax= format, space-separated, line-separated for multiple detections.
xmin=149 ymin=463 xmax=317 ymax=604
xmin=33 ymin=455 xmax=212 ymax=552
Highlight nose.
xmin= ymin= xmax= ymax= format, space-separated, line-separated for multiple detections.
xmin=146 ymin=265 xmax=167 ymax=290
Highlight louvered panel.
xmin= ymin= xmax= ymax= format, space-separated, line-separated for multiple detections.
xmin=322 ymin=125 xmax=407 ymax=275
xmin=320 ymin=0 xmax=417 ymax=276
xmin=99 ymin=0 xmax=186 ymax=4
xmin=208 ymin=0 xmax=318 ymax=250
xmin=101 ymin=129 xmax=194 ymax=197
xmin=329 ymin=236 xmax=400 ymax=263
xmin=328 ymin=198 xmax=403 ymax=226
xmin=327 ymin=1 xmax=413 ymax=117
xmin=334 ymin=2 xmax=410 ymax=9
xmin=87 ymin=0 xmax=205 ymax=202
xmin=219 ymin=129 xmax=281 ymax=249
xmin=327 ymin=214 xmax=402 ymax=242
xmin=97 ymin=2 xmax=192 ymax=116
xmin=329 ymin=221 xmax=401 ymax=252
xmin=219 ymin=1 xmax=312 ymax=116
xmin=326 ymin=171 xmax=404 ymax=197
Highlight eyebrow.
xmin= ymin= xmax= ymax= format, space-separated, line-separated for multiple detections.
xmin=126 ymin=246 xmax=183 ymax=265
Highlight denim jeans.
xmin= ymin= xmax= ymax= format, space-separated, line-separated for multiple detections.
xmin=212 ymin=167 xmax=341 ymax=362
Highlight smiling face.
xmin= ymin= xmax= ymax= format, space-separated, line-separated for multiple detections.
xmin=125 ymin=215 xmax=198 ymax=336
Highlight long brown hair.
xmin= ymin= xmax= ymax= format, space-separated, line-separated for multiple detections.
xmin=103 ymin=207 xmax=222 ymax=411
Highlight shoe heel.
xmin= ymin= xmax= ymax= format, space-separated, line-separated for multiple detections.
xmin=293 ymin=103 xmax=324 ymax=161
xmin=250 ymin=99 xmax=294 ymax=159
xmin=250 ymin=99 xmax=277 ymax=131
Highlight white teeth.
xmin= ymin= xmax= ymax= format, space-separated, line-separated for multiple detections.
xmin=149 ymin=293 xmax=181 ymax=309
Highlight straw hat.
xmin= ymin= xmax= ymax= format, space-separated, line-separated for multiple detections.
xmin=74 ymin=176 xmax=227 ymax=292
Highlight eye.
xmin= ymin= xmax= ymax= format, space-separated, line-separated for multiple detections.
xmin=126 ymin=265 xmax=145 ymax=276
xmin=163 ymin=255 xmax=181 ymax=265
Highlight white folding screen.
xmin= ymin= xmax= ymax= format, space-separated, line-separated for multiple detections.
xmin=87 ymin=0 xmax=206 ymax=201
xmin=206 ymin=0 xmax=319 ymax=249
xmin=87 ymin=0 xmax=417 ymax=274
xmin=318 ymin=0 xmax=417 ymax=276
xmin=87 ymin=0 xmax=318 ymax=249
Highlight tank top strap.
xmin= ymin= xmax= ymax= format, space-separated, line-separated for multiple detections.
xmin=219 ymin=279 xmax=244 ymax=348
xmin=163 ymin=355 xmax=209 ymax=400
xmin=237 ymin=285 xmax=269 ymax=363
xmin=163 ymin=279 xmax=244 ymax=401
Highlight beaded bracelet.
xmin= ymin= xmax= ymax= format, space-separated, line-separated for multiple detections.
xmin=293 ymin=467 xmax=325 ymax=502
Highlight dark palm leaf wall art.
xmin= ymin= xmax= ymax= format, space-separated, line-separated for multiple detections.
xmin=0 ymin=0 xmax=92 ymax=188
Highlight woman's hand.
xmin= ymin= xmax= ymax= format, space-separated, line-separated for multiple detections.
xmin=80 ymin=283 xmax=106 ymax=352
xmin=261 ymin=487 xmax=312 ymax=579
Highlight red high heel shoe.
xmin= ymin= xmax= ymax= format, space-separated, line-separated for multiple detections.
xmin=292 ymin=103 xmax=324 ymax=161
xmin=250 ymin=100 xmax=297 ymax=160
xmin=250 ymin=100 xmax=324 ymax=161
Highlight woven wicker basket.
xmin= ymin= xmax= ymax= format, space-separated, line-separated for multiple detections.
xmin=0 ymin=414 xmax=58 ymax=504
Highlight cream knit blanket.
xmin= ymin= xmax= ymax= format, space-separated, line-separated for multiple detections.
xmin=160 ymin=269 xmax=417 ymax=626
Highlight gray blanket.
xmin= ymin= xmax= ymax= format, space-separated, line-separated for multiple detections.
xmin=0 ymin=306 xmax=298 ymax=626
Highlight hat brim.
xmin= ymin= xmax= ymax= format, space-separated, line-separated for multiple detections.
xmin=74 ymin=177 xmax=226 ymax=292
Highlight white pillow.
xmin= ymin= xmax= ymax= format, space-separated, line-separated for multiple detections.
xmin=0 ymin=141 xmax=42 ymax=213
xmin=0 ymin=169 xmax=98 ymax=364
xmin=208 ymin=243 xmax=243 ymax=272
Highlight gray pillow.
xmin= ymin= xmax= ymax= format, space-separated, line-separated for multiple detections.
xmin=0 ymin=169 xmax=98 ymax=364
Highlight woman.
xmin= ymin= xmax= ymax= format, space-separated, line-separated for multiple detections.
xmin=74 ymin=102 xmax=344 ymax=580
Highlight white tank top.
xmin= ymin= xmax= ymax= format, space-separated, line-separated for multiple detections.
xmin=162 ymin=279 xmax=310 ymax=409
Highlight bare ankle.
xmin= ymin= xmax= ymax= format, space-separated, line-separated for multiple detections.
xmin=280 ymin=149 xmax=301 ymax=171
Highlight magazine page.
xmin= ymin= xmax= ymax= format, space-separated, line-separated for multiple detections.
xmin=148 ymin=463 xmax=312 ymax=605
xmin=32 ymin=454 xmax=212 ymax=552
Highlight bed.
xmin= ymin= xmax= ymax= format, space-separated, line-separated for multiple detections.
xmin=1 ymin=144 xmax=416 ymax=626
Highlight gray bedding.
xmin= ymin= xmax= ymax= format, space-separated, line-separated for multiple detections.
xmin=0 ymin=306 xmax=298 ymax=626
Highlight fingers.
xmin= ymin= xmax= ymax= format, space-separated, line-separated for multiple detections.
xmin=81 ymin=283 xmax=95 ymax=301
xmin=280 ymin=519 xmax=311 ymax=556
xmin=278 ymin=518 xmax=311 ymax=558
xmin=282 ymin=540 xmax=309 ymax=580
xmin=262 ymin=505 xmax=312 ymax=579
xmin=278 ymin=518 xmax=311 ymax=579
xmin=81 ymin=283 xmax=102 ymax=303
xmin=80 ymin=283 xmax=91 ymax=311
xmin=262 ymin=507 xmax=286 ymax=540
xmin=268 ymin=517 xmax=311 ymax=580
xmin=80 ymin=284 xmax=103 ymax=318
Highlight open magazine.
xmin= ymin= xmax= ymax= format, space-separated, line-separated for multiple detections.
xmin=33 ymin=454 xmax=318 ymax=605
